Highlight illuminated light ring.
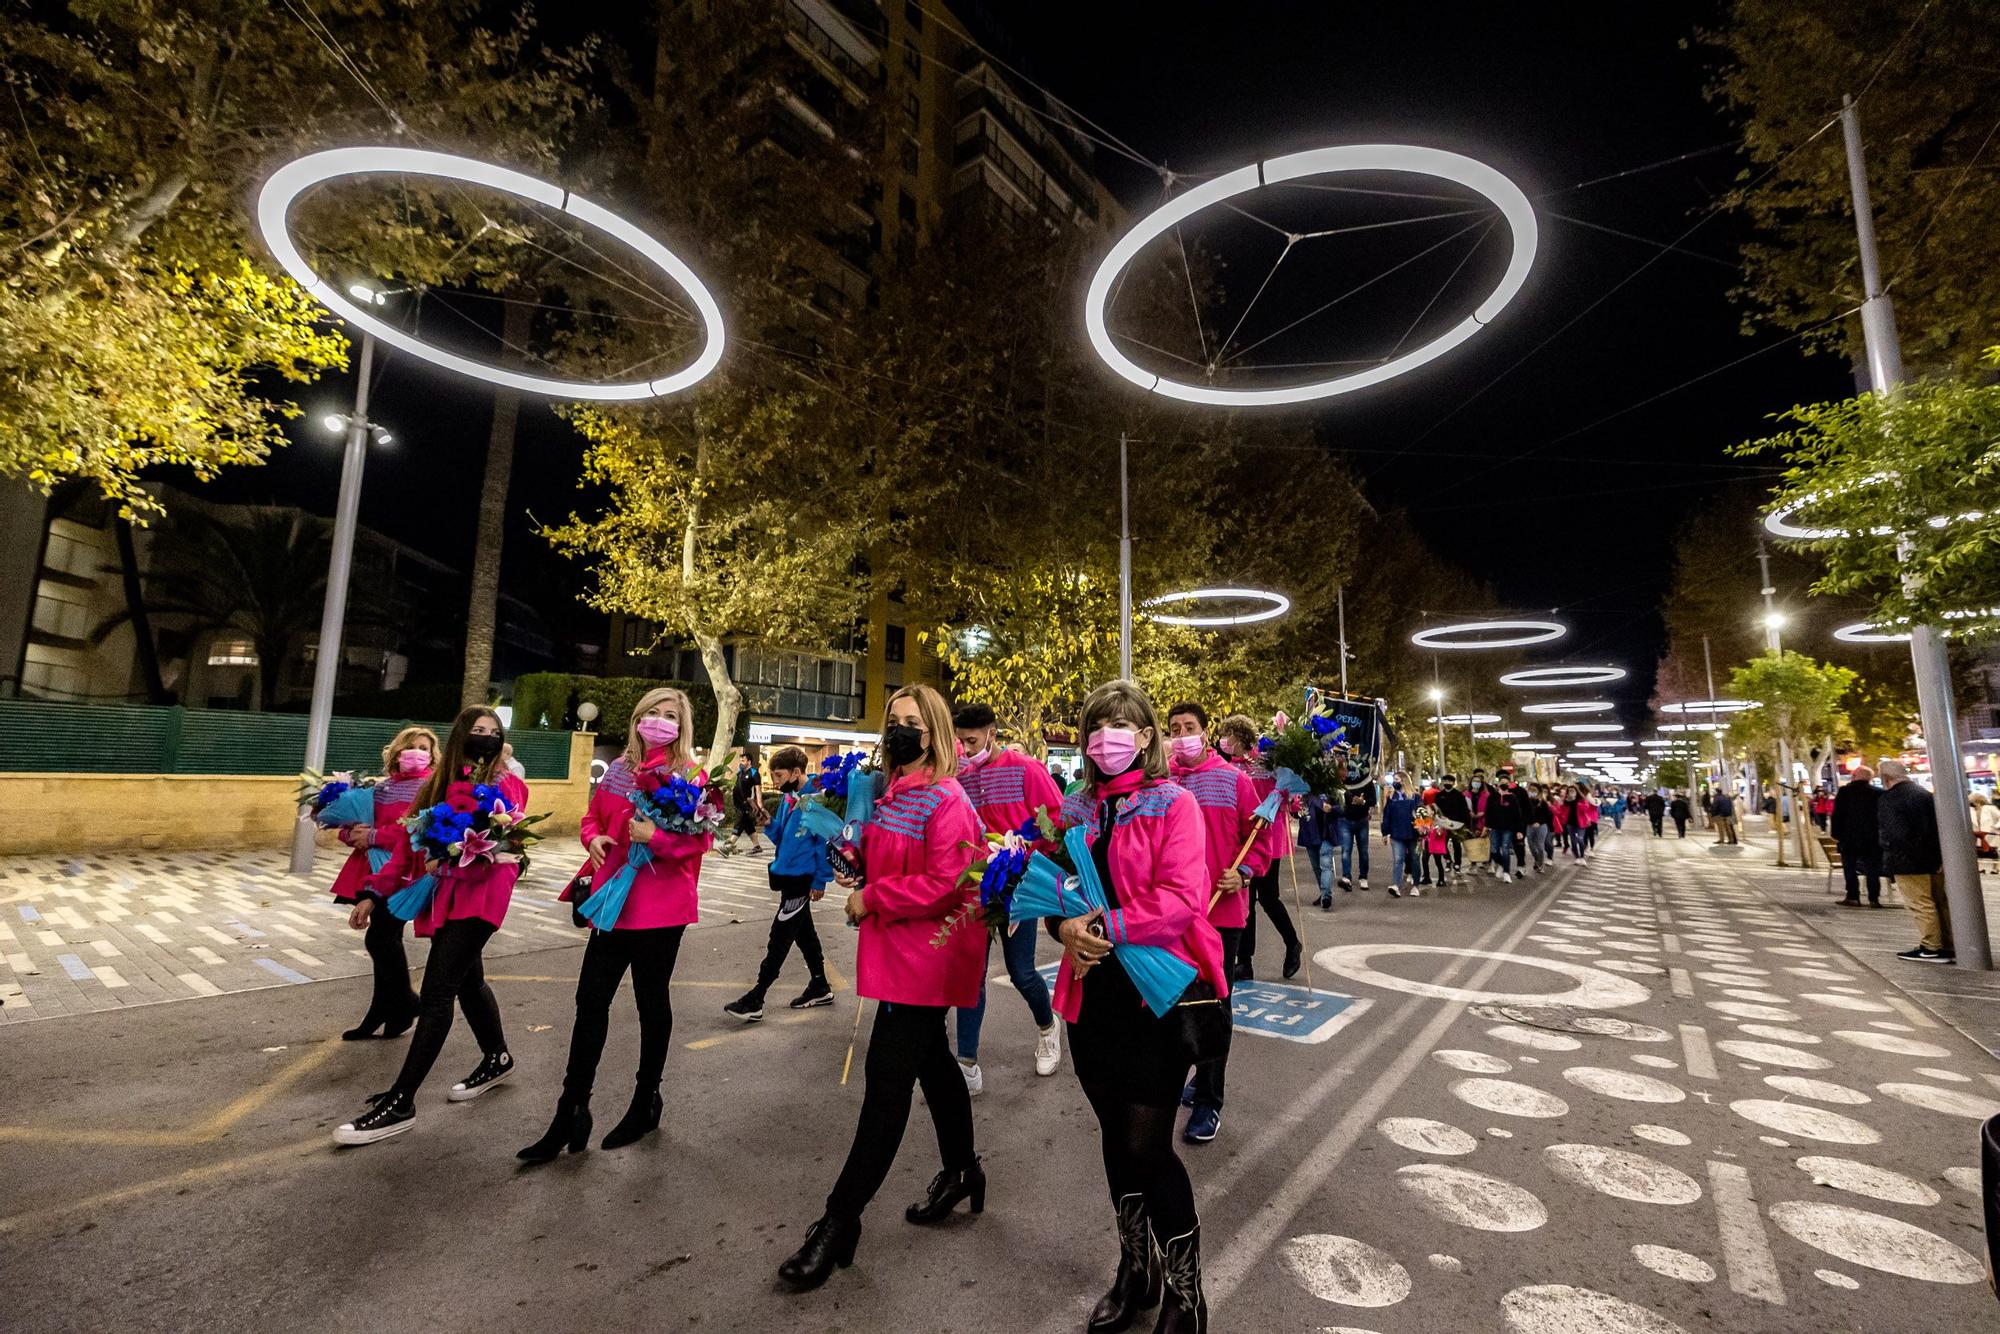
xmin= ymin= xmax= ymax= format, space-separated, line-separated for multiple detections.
xmin=1658 ymin=722 xmax=1727 ymax=733
xmin=1550 ymin=723 xmax=1623 ymax=734
xmin=1499 ymin=665 xmax=1626 ymax=688
xmin=1570 ymin=740 xmax=1627 ymax=749
xmin=1519 ymin=700 xmax=1615 ymax=715
xmin=258 ymin=147 xmax=725 ymax=401
xmin=1833 ymin=607 xmax=2000 ymax=643
xmin=1410 ymin=619 xmax=1567 ymax=651
xmin=1141 ymin=586 xmax=1291 ymax=627
xmin=1084 ymin=145 xmax=1537 ymax=407
xmin=1762 ymin=472 xmax=1989 ymax=541
xmin=1658 ymin=699 xmax=1755 ymax=714
xmin=1427 ymin=713 xmax=1501 ymax=726
xmin=1510 ymin=742 xmax=1556 ymax=750
xmin=1475 ymin=729 xmax=1531 ymax=739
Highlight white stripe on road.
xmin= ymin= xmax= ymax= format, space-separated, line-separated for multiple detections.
xmin=1679 ymin=1023 xmax=1718 ymax=1080
xmin=1708 ymin=1160 xmax=1786 ymax=1305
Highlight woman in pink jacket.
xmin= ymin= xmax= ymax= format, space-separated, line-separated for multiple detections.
xmin=520 ymin=687 xmax=713 ymax=1163
xmin=780 ymin=683 xmax=983 ymax=1291
xmin=334 ymin=707 xmax=527 ymax=1146
xmin=1054 ymin=679 xmax=1227 ymax=1334
xmin=329 ymin=724 xmax=437 ymax=1040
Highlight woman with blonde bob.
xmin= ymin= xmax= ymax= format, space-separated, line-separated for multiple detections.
xmin=1054 ymin=679 xmax=1227 ymax=1334
xmin=779 ymin=683 xmax=985 ymax=1291
xmin=329 ymin=725 xmax=440 ymax=1040
xmin=522 ymin=687 xmax=714 ymax=1162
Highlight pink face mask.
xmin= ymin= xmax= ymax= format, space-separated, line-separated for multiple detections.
xmin=397 ymin=748 xmax=433 ymax=776
xmin=1169 ymin=735 xmax=1206 ymax=765
xmin=634 ymin=716 xmax=679 ymax=748
xmin=1087 ymin=726 xmax=1143 ymax=777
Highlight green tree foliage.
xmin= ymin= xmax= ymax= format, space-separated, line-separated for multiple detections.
xmin=0 ymin=1 xmax=592 ymax=517
xmin=1725 ymin=649 xmax=1857 ymax=772
xmin=1702 ymin=0 xmax=2000 ymax=371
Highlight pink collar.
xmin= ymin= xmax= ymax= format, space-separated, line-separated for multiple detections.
xmin=1093 ymin=769 xmax=1148 ymax=800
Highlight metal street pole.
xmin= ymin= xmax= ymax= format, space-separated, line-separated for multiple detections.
xmin=290 ymin=332 xmax=377 ymax=875
xmin=1702 ymin=634 xmax=1730 ymax=794
xmin=1336 ymin=585 xmax=1349 ymax=698
xmin=1118 ymin=432 xmax=1132 ymax=681
xmin=1756 ymin=534 xmax=1807 ymax=868
xmin=1432 ymin=652 xmax=1447 ymax=779
xmin=1841 ymin=93 xmax=1988 ymax=968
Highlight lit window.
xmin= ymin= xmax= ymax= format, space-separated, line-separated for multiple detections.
xmin=207 ymin=638 xmax=259 ymax=666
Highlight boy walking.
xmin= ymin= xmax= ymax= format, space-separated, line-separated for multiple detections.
xmin=725 ymin=747 xmax=833 ymax=1019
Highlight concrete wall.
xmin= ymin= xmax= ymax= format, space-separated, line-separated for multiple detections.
xmin=0 ymin=732 xmax=597 ymax=856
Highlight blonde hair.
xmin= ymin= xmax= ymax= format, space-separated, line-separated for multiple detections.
xmin=1078 ymin=679 xmax=1170 ymax=786
xmin=380 ymin=725 xmax=440 ymax=774
xmin=883 ymin=683 xmax=958 ymax=778
xmin=624 ymin=686 xmax=697 ymax=770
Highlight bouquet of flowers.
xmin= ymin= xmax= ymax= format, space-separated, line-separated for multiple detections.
xmin=386 ymin=781 xmax=547 ymax=920
xmin=576 ymin=764 xmax=728 ymax=930
xmin=296 ymin=769 xmax=377 ymax=827
xmin=929 ymin=814 xmax=1042 ymax=949
xmin=797 ymin=751 xmax=877 ymax=885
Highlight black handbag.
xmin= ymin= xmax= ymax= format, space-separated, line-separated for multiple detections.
xmin=564 ymin=870 xmax=593 ymax=929
xmin=1169 ymin=979 xmax=1232 ymax=1066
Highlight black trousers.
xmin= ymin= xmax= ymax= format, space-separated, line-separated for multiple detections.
xmin=392 ymin=919 xmax=504 ymax=1095
xmin=1189 ymin=926 xmax=1243 ymax=1111
xmin=1238 ymin=867 xmax=1299 ymax=967
xmin=752 ymin=875 xmax=825 ymax=995
xmin=1649 ymin=814 xmax=1664 ymax=836
xmin=1081 ymin=1078 xmax=1198 ymax=1240
xmin=827 ymin=1002 xmax=975 ymax=1221
xmin=1842 ymin=844 xmax=1883 ymax=903
xmin=360 ymin=903 xmax=419 ymax=1021
xmin=1672 ymin=815 xmax=1688 ymax=837
xmin=562 ymin=925 xmax=686 ymax=1101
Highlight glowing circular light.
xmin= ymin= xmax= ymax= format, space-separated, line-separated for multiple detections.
xmin=1427 ymin=713 xmax=1501 ymax=726
xmin=1658 ymin=722 xmax=1726 ymax=733
xmin=257 ymin=147 xmax=726 ymax=401
xmin=1475 ymin=729 xmax=1531 ymax=739
xmin=1520 ymin=701 xmax=1615 ymax=716
xmin=1498 ymin=665 xmax=1626 ymax=688
xmin=1833 ymin=607 xmax=2000 ymax=643
xmin=1570 ymin=740 xmax=1626 ymax=750
xmin=1658 ymin=699 xmax=1755 ymax=715
xmin=1141 ymin=586 xmax=1291 ymax=627
xmin=1410 ymin=619 xmax=1567 ymax=651
xmin=1551 ymin=723 xmax=1622 ymax=734
xmin=1084 ymin=145 xmax=1537 ymax=407
xmin=1511 ymin=742 xmax=1556 ymax=751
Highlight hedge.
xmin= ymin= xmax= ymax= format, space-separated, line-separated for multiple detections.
xmin=510 ymin=673 xmax=745 ymax=749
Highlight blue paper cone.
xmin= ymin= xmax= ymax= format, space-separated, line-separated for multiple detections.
xmin=386 ymin=872 xmax=436 ymax=922
xmin=316 ymin=786 xmax=377 ymax=827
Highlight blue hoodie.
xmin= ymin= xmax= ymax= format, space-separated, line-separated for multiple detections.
xmin=1380 ymin=789 xmax=1419 ymax=841
xmin=767 ymin=784 xmax=831 ymax=887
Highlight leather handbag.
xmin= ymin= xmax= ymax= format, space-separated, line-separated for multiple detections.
xmin=1169 ymin=979 xmax=1232 ymax=1066
xmin=563 ymin=870 xmax=594 ymax=929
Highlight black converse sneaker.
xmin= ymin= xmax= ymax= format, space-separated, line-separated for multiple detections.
xmin=724 ymin=991 xmax=766 ymax=1021
xmin=334 ymin=1090 xmax=414 ymax=1146
xmin=447 ymin=1050 xmax=514 ymax=1102
xmin=789 ymin=979 xmax=834 ymax=1010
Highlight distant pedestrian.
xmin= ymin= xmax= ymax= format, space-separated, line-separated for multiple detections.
xmin=1878 ymin=759 xmax=1952 ymax=964
xmin=1831 ymin=766 xmax=1883 ymax=907
xmin=1970 ymin=792 xmax=1999 ymax=861
xmin=1669 ymin=791 xmax=1691 ymax=838
xmin=732 ymin=750 xmax=766 ymax=855
xmin=1433 ymin=775 xmax=1471 ymax=872
xmin=1339 ymin=777 xmax=1377 ymax=891
xmin=1298 ymin=791 xmax=1335 ymax=907
xmin=722 ymin=746 xmax=834 ymax=1024
xmin=1522 ymin=783 xmax=1553 ymax=873
xmin=1220 ymin=714 xmax=1302 ymax=982
xmin=326 ymin=724 xmax=438 ymax=1041
xmin=1380 ymin=775 xmax=1418 ymax=897
xmin=1643 ymin=789 xmax=1666 ymax=837
xmin=1710 ymin=789 xmax=1739 ymax=845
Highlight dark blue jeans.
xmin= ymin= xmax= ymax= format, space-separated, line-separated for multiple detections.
xmin=955 ymin=920 xmax=1054 ymax=1060
xmin=1340 ymin=817 xmax=1371 ymax=882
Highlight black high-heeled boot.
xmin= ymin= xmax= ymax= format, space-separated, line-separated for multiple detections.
xmin=379 ymin=991 xmax=420 ymax=1039
xmin=1151 ymin=1222 xmax=1206 ymax=1334
xmin=600 ymin=1085 xmax=662 ymax=1150
xmin=341 ymin=1011 xmax=385 ymax=1041
xmin=777 ymin=1213 xmax=861 ymax=1290
xmin=904 ymin=1156 xmax=985 ymax=1224
xmin=516 ymin=1097 xmax=593 ymax=1163
xmin=1089 ymin=1194 xmax=1161 ymax=1332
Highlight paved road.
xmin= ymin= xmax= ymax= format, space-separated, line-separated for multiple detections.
xmin=2 ymin=828 xmax=1995 ymax=1332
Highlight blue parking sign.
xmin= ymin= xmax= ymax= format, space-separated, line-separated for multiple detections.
xmin=1025 ymin=966 xmax=1368 ymax=1045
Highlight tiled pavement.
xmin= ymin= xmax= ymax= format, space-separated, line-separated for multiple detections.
xmin=0 ymin=843 xmax=794 ymax=1022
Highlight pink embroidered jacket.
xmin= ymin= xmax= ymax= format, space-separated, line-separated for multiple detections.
xmin=1169 ymin=750 xmax=1270 ymax=929
xmin=328 ymin=773 xmax=426 ymax=904
xmin=364 ymin=772 xmax=530 ymax=938
xmin=563 ymin=750 xmax=712 ymax=930
xmin=1049 ymin=773 xmax=1226 ymax=1022
xmin=855 ymin=769 xmax=983 ymax=1008
xmin=958 ymin=747 xmax=1066 ymax=841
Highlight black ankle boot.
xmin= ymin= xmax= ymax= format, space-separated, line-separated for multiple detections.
xmin=778 ymin=1213 xmax=861 ymax=1290
xmin=600 ymin=1085 xmax=662 ymax=1150
xmin=1151 ymin=1222 xmax=1205 ymax=1333
xmin=516 ymin=1096 xmax=592 ymax=1163
xmin=341 ymin=1010 xmax=385 ymax=1041
xmin=1089 ymin=1193 xmax=1161 ymax=1332
xmin=904 ymin=1156 xmax=985 ymax=1224
xmin=380 ymin=992 xmax=420 ymax=1039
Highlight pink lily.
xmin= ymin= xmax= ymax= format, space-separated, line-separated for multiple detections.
xmin=456 ymin=826 xmax=498 ymax=867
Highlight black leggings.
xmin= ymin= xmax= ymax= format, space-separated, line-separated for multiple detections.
xmin=562 ymin=926 xmax=685 ymax=1100
xmin=1238 ymin=867 xmax=1299 ymax=966
xmin=1081 ymin=1079 xmax=1198 ymax=1240
xmin=1189 ymin=927 xmax=1242 ymax=1111
xmin=360 ymin=902 xmax=418 ymax=1021
xmin=826 ymin=1002 xmax=975 ymax=1220
xmin=392 ymin=918 xmax=505 ymax=1095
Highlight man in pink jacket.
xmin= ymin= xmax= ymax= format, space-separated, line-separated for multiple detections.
xmin=952 ymin=703 xmax=1065 ymax=1090
xmin=1165 ymin=700 xmax=1267 ymax=1145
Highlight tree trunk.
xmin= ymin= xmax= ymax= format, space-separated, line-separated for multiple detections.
xmin=112 ymin=517 xmax=169 ymax=704
xmin=696 ymin=630 xmax=741 ymax=763
xmin=461 ymin=294 xmax=534 ymax=710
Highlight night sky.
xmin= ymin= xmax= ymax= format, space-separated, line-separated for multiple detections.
xmin=207 ymin=2 xmax=1859 ymax=706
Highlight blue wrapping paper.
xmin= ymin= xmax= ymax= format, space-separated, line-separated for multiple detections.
xmin=315 ymin=785 xmax=377 ymax=828
xmin=386 ymin=872 xmax=436 ymax=921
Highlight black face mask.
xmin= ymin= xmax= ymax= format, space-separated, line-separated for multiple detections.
xmin=463 ymin=733 xmax=504 ymax=762
xmin=884 ymin=723 xmax=925 ymax=768
xmin=781 ymin=777 xmax=803 ymax=793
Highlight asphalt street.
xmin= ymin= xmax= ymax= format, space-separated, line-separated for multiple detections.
xmin=2 ymin=828 xmax=1995 ymax=1332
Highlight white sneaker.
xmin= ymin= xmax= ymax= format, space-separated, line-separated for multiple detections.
xmin=960 ymin=1059 xmax=984 ymax=1097
xmin=1357 ymin=878 xmax=1369 ymax=890
xmin=1501 ymin=871 xmax=1512 ymax=883
xmin=1033 ymin=1024 xmax=1061 ymax=1076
